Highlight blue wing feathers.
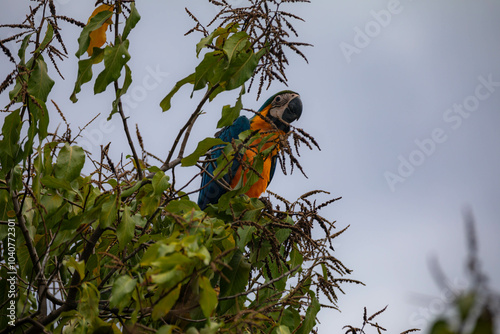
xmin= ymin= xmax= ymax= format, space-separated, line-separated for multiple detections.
xmin=269 ymin=155 xmax=277 ymax=186
xmin=198 ymin=116 xmax=250 ymax=209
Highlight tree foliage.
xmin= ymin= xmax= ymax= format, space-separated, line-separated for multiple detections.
xmin=424 ymin=216 xmax=498 ymax=334
xmin=0 ymin=1 xmax=361 ymax=333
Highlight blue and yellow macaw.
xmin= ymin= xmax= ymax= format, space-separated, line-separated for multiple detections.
xmin=198 ymin=91 xmax=303 ymax=209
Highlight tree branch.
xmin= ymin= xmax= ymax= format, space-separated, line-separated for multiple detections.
xmin=112 ymin=0 xmax=144 ymax=180
xmin=7 ymin=171 xmax=49 ymax=318
xmin=25 ymin=225 xmax=105 ymax=333
xmin=162 ymin=83 xmax=220 ymax=169
xmin=8 ymin=177 xmax=42 ymax=275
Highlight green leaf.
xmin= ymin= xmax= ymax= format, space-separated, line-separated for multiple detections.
xmin=289 ymin=247 xmax=303 ymax=269
xmin=79 ymin=282 xmax=100 ymax=323
xmin=223 ymin=31 xmax=250 ymax=63
xmin=471 ymin=307 xmax=494 ymax=334
xmin=61 ymin=214 xmax=90 ymax=231
xmin=70 ymin=48 xmax=104 ymax=103
xmin=196 ymin=25 xmax=240 ymax=55
xmin=42 ymin=142 xmax=57 ymax=176
xmin=268 ymin=260 xmax=287 ymax=291
xmin=76 ymin=10 xmax=114 ymax=58
xmin=109 ymin=275 xmax=137 ymax=312
xmin=109 ymin=63 xmax=132 ymax=119
xmin=120 ymin=63 xmax=133 ymax=93
xmin=140 ymin=192 xmax=160 ymax=216
xmin=457 ymin=292 xmax=475 ymax=321
xmin=219 ymin=250 xmax=250 ymax=298
xmin=27 ymin=96 xmax=49 ymax=140
xmin=321 ymin=263 xmax=328 ymax=280
xmin=152 ymin=284 xmax=181 ymax=320
xmin=221 ymin=50 xmax=260 ymax=91
xmin=34 ymin=22 xmax=54 ymax=54
xmin=17 ymin=237 xmax=33 ymax=277
xmin=120 ymin=181 xmax=142 ymax=199
xmin=200 ymin=322 xmax=222 ymax=334
xmin=0 ymin=189 xmax=13 ymax=222
xmin=27 ymin=57 xmax=55 ymax=102
xmin=94 ymin=40 xmax=131 ymax=94
xmin=37 ymin=100 xmax=49 ymax=140
xmin=91 ymin=320 xmax=115 ymax=333
xmin=199 ymin=276 xmax=218 ymax=318
xmin=196 ymin=34 xmax=216 ymax=56
xmin=40 ymin=193 xmax=69 ymax=229
xmin=218 ymin=104 xmax=240 ymax=129
xmin=160 ymin=73 xmax=195 ymax=111
xmin=217 ymin=86 xmax=244 ymax=128
xmin=275 ymin=228 xmax=291 ymax=244
xmin=41 ymin=175 xmax=73 ymax=192
xmin=429 ymin=319 xmax=453 ymax=334
xmin=151 ymin=253 xmax=193 ymax=274
xmin=218 ymin=250 xmax=251 ymax=314
xmin=141 ymin=243 xmax=161 ymax=266
xmin=17 ymin=33 xmax=32 ymax=65
xmin=157 ymin=325 xmax=175 ymax=334
xmin=196 ymin=26 xmax=233 ymax=56
xmin=151 ymin=269 xmax=190 ymax=288
xmin=193 ymin=52 xmax=223 ymax=91
xmin=165 ymin=199 xmax=199 ymax=214
xmin=187 ymin=245 xmax=211 ymax=266
xmin=152 ymin=171 xmax=170 ymax=196
xmin=281 ymin=307 xmax=301 ymax=330
xmin=54 ymin=144 xmax=85 ymax=182
xmin=0 ymin=110 xmax=22 ymax=171
xmin=274 ymin=325 xmax=291 ymax=334
xmin=181 ymin=137 xmax=226 ymax=167
xmin=117 ymin=207 xmax=135 ymax=251
xmin=53 ymin=310 xmax=79 ymax=334
xmin=122 ymin=3 xmax=141 ymax=40
xmin=211 ymin=145 xmax=234 ymax=181
xmin=296 ymin=291 xmax=320 ymax=334
xmin=100 ymin=194 xmax=118 ymax=228
xmin=65 ymin=257 xmax=85 ymax=279
xmin=8 ymin=76 xmax=24 ymax=104
xmin=236 ymin=225 xmax=255 ymax=251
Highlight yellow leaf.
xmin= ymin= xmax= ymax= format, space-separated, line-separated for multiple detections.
xmin=87 ymin=4 xmax=114 ymax=56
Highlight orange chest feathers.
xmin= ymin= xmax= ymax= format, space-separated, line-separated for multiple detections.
xmin=230 ymin=112 xmax=284 ymax=198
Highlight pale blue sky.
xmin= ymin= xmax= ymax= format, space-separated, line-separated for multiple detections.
xmin=1 ymin=0 xmax=499 ymax=332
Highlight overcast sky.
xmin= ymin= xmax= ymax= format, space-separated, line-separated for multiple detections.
xmin=1 ymin=0 xmax=499 ymax=332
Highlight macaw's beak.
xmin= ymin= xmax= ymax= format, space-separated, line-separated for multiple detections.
xmin=282 ymin=96 xmax=302 ymax=123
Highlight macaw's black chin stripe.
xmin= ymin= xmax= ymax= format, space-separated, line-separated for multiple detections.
xmin=269 ymin=115 xmax=290 ymax=132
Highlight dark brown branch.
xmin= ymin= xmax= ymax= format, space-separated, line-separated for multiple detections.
xmin=7 ymin=174 xmax=43 ymax=276
xmin=111 ymin=0 xmax=143 ymax=180
xmin=25 ymin=226 xmax=105 ymax=333
xmin=162 ymin=83 xmax=221 ymax=170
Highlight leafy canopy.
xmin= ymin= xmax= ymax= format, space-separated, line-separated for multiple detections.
xmin=0 ymin=1 xmax=359 ymax=334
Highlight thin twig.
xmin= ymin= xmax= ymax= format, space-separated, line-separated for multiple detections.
xmin=162 ymin=83 xmax=220 ymax=170
xmin=113 ymin=0 xmax=143 ymax=180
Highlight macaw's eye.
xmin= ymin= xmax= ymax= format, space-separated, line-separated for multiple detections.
xmin=274 ymin=96 xmax=281 ymax=103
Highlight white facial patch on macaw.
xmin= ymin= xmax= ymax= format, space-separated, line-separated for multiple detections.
xmin=269 ymin=92 xmax=300 ymax=121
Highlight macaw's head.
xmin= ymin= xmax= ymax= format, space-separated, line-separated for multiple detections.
xmin=257 ymin=91 xmax=302 ymax=132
